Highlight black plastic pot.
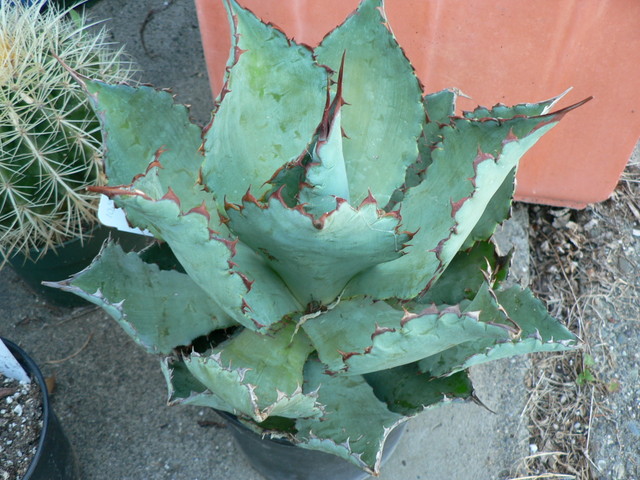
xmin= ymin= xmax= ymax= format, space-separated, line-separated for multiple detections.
xmin=2 ymin=339 xmax=80 ymax=480
xmin=8 ymin=223 xmax=149 ymax=307
xmin=218 ymin=410 xmax=406 ymax=480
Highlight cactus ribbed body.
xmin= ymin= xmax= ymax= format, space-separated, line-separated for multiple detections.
xmin=0 ymin=0 xmax=133 ymax=260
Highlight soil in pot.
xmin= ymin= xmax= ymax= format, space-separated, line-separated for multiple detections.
xmin=0 ymin=339 xmax=79 ymax=480
xmin=0 ymin=374 xmax=43 ymax=480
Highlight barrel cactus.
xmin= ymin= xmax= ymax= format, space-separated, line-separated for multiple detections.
xmin=48 ymin=0 xmax=587 ymax=474
xmin=0 ymin=0 xmax=133 ymax=263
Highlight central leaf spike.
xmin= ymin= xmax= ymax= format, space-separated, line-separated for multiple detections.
xmin=298 ymin=52 xmax=351 ymax=216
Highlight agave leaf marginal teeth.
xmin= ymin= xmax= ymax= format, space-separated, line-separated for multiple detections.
xmin=185 ymin=201 xmax=211 ymax=221
xmin=420 ymin=304 xmax=441 ymax=316
xmin=270 ymin=187 xmax=288 ymax=206
xmin=528 ymin=330 xmax=544 ymax=342
xmin=292 ymin=203 xmax=310 ymax=215
xmin=334 ymin=197 xmax=348 ymax=208
xmin=317 ymin=52 xmax=347 ymax=144
xmin=241 ymin=189 xmax=262 ymax=207
xmin=358 ymin=190 xmax=378 ymax=209
xmin=218 ymin=212 xmax=231 ymax=225
xmin=440 ymin=305 xmax=463 ymax=316
xmin=234 ymin=46 xmax=248 ymax=59
xmin=223 ymin=197 xmax=240 ymax=212
xmin=88 ymin=185 xmax=152 ymax=201
xmin=450 ymin=197 xmax=468 ymax=217
xmin=400 ymin=308 xmax=419 ymax=327
xmin=141 ymin=157 xmax=165 ymax=176
xmin=251 ymin=318 xmax=266 ymax=330
xmin=472 ymin=148 xmax=495 ymax=171
xmin=503 ymin=129 xmax=519 ymax=144
xmin=401 ymin=229 xmax=418 ymax=241
xmin=211 ymin=237 xmax=238 ymax=256
xmin=371 ymin=323 xmax=396 ymax=341
xmin=152 ymin=146 xmax=168 ymax=162
xmin=131 ymin=172 xmax=146 ymax=183
xmin=428 ymin=237 xmax=446 ymax=261
xmin=161 ymin=187 xmax=181 ymax=206
xmin=465 ymin=311 xmax=481 ymax=322
xmin=235 ymin=270 xmax=254 ymax=292
xmin=383 ymin=210 xmax=402 ymax=221
xmin=241 ymin=298 xmax=252 ymax=313
xmin=486 ymin=321 xmax=519 ymax=337
xmin=337 ymin=350 xmax=361 ymax=362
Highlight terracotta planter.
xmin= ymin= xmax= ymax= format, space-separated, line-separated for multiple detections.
xmin=195 ymin=0 xmax=640 ymax=208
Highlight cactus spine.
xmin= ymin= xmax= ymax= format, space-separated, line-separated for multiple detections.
xmin=0 ymin=0 xmax=134 ymax=262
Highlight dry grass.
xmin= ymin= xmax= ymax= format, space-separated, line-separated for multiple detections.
xmin=512 ymin=149 xmax=640 ymax=480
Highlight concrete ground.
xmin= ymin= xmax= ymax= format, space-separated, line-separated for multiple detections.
xmin=1 ymin=1 xmax=535 ymax=478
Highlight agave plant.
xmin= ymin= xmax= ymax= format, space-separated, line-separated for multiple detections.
xmin=48 ymin=0 xmax=586 ymax=474
xmin=0 ymin=0 xmax=133 ymax=263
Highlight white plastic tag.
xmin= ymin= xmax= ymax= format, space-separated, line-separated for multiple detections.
xmin=98 ymin=195 xmax=153 ymax=237
xmin=0 ymin=340 xmax=30 ymax=384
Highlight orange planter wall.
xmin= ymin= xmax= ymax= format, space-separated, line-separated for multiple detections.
xmin=195 ymin=0 xmax=640 ymax=208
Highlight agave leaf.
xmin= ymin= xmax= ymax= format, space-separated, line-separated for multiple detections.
xmin=346 ymin=98 xmax=590 ymax=301
xmin=462 ymin=167 xmax=515 ymax=249
xmin=200 ymin=0 xmax=328 ymax=205
xmin=463 ymin=89 xmax=572 ymax=120
xmin=45 ymin=243 xmax=234 ymax=354
xmin=302 ymin=296 xmax=510 ymax=375
xmin=416 ymin=239 xmax=509 ymax=306
xmin=364 ymin=363 xmax=473 ymax=417
xmin=315 ymin=0 xmax=424 ymax=206
xmin=298 ymin=72 xmax=350 ymax=216
xmin=389 ymin=88 xmax=458 ymax=208
xmin=162 ymin=358 xmax=238 ymax=411
xmin=419 ymin=89 xmax=458 ymax=171
xmin=405 ymin=93 xmax=540 ymax=240
xmin=296 ymin=358 xmax=405 ymax=476
xmin=182 ymin=323 xmax=322 ymax=422
xmin=82 ymin=80 xmax=209 ymax=213
xmin=98 ymin=188 xmax=301 ymax=332
xmin=225 ymin=194 xmax=409 ymax=305
xmin=263 ymin=162 xmax=307 ymax=208
xmin=418 ymin=284 xmax=578 ymax=376
xmin=299 ymin=110 xmax=350 ymax=215
xmin=457 ymin=93 xmax=573 ymax=245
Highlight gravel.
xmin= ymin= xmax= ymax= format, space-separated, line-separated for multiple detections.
xmin=0 ymin=375 xmax=42 ymax=480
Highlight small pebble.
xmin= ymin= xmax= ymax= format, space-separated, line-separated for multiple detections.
xmin=627 ymin=420 xmax=640 ymax=437
xmin=613 ymin=462 xmax=626 ymax=479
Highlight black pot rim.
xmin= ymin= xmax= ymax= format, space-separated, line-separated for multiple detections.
xmin=8 ymin=221 xmax=101 ymax=266
xmin=1 ymin=338 xmax=51 ymax=478
xmin=216 ymin=410 xmax=296 ymax=446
